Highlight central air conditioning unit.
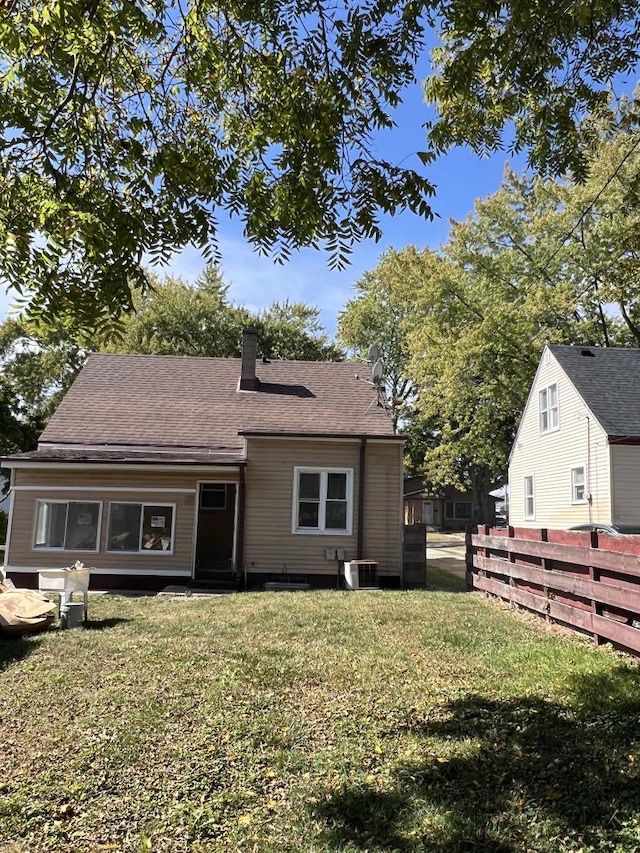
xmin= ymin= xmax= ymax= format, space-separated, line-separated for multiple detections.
xmin=343 ymin=560 xmax=379 ymax=590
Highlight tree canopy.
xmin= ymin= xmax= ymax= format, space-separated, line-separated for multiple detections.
xmin=2 ymin=1 xmax=640 ymax=328
xmin=1 ymin=0 xmax=435 ymax=329
xmin=102 ymin=264 xmax=343 ymax=361
xmin=0 ymin=317 xmax=87 ymax=445
xmin=340 ymin=128 xmax=640 ymax=521
xmin=426 ymin=0 xmax=640 ymax=180
xmin=336 ymin=247 xmax=423 ymax=432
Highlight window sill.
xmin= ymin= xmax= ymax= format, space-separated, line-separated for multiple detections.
xmin=107 ymin=549 xmax=174 ymax=556
xmin=293 ymin=528 xmax=351 ymax=536
xmin=33 ymin=547 xmax=99 ymax=553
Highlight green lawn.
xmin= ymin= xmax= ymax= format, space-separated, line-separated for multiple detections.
xmin=426 ymin=564 xmax=467 ymax=592
xmin=2 ymin=591 xmax=640 ymax=853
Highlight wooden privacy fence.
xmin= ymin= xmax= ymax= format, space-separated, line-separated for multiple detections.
xmin=467 ymin=525 xmax=640 ymax=656
xmin=403 ymin=523 xmax=427 ymax=589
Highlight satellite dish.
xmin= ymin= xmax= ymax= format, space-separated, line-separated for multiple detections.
xmin=368 ymin=344 xmax=380 ymax=364
xmin=372 ymin=360 xmax=383 ymax=384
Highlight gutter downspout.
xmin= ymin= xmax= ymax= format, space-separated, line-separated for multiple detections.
xmin=357 ymin=438 xmax=366 ymax=560
xmin=236 ymin=466 xmax=246 ymax=589
xmin=586 ymin=415 xmax=593 ymax=524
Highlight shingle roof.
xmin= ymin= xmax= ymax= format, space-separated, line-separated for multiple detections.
xmin=38 ymin=353 xmax=395 ymax=451
xmin=550 ymin=344 xmax=640 ymax=437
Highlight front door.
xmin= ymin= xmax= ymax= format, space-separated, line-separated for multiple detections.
xmin=422 ymin=501 xmax=434 ymax=525
xmin=194 ymin=483 xmax=236 ymax=580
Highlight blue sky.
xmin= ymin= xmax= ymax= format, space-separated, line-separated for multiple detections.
xmin=0 ymin=76 xmax=520 ymax=337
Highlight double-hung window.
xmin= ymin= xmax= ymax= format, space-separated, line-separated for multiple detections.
xmin=524 ymin=476 xmax=535 ymax=520
xmin=293 ymin=468 xmax=353 ymax=534
xmin=34 ymin=501 xmax=101 ymax=551
xmin=571 ymin=465 xmax=586 ymax=504
xmin=108 ymin=503 xmax=175 ymax=553
xmin=539 ymin=383 xmax=559 ymax=433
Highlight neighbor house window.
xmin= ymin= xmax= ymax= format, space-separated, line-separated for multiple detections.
xmin=571 ymin=465 xmax=586 ymax=504
xmin=445 ymin=501 xmax=472 ymax=520
xmin=34 ymin=501 xmax=101 ymax=551
xmin=293 ymin=468 xmax=353 ymax=534
xmin=108 ymin=503 xmax=175 ymax=553
xmin=539 ymin=383 xmax=559 ymax=433
xmin=524 ymin=476 xmax=535 ymax=520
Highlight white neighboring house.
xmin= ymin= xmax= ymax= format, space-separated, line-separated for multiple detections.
xmin=509 ymin=344 xmax=640 ymax=529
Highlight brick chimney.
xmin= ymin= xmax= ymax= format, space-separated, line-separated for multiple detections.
xmin=239 ymin=328 xmax=259 ymax=391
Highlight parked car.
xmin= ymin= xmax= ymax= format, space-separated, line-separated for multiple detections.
xmin=569 ymin=523 xmax=640 ymax=534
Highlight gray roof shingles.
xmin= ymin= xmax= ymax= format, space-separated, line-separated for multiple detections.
xmin=550 ymin=344 xmax=640 ymax=437
xmin=37 ymin=353 xmax=395 ymax=453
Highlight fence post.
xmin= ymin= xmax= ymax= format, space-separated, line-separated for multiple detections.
xmin=541 ymin=528 xmax=550 ymax=621
xmin=589 ymin=530 xmax=602 ymax=645
xmin=508 ymin=526 xmax=516 ymax=574
xmin=465 ymin=526 xmax=475 ymax=590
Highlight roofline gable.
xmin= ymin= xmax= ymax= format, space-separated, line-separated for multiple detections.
xmin=509 ymin=345 xmax=604 ymax=464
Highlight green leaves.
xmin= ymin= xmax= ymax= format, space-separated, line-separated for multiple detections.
xmin=98 ymin=264 xmax=343 ymax=361
xmin=344 ymin=127 xmax=640 ymax=517
xmin=425 ymin=0 xmax=636 ymax=178
xmin=0 ymin=0 xmax=435 ymax=330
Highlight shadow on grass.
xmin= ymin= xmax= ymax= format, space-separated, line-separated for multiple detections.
xmin=315 ymin=667 xmax=640 ymax=852
xmin=83 ymin=617 xmax=131 ymax=631
xmin=425 ymin=565 xmax=468 ymax=593
xmin=0 ymin=631 xmax=45 ymax=669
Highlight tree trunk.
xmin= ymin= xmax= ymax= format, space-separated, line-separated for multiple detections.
xmin=469 ymin=466 xmax=496 ymax=527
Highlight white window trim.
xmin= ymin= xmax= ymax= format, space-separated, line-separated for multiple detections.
xmin=539 ymin=382 xmax=559 ymax=434
xmin=292 ymin=467 xmax=353 ymax=535
xmin=107 ymin=501 xmax=177 ymax=555
xmin=571 ymin=464 xmax=587 ymax=505
xmin=32 ymin=499 xmax=102 ymax=553
xmin=524 ymin=476 xmax=535 ymax=521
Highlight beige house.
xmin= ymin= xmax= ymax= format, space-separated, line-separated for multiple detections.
xmin=509 ymin=344 xmax=640 ymax=530
xmin=2 ymin=331 xmax=404 ymax=590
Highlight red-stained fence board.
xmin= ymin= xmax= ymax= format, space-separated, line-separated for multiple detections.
xmin=470 ymin=528 xmax=640 ymax=657
xmin=471 ymin=534 xmax=640 ymax=578
xmin=473 ymin=554 xmax=640 ymax=613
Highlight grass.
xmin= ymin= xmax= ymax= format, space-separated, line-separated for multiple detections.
xmin=426 ymin=564 xmax=467 ymax=592
xmin=2 ymin=590 xmax=640 ymax=853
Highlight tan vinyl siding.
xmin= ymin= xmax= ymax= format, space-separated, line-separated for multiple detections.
xmin=4 ymin=467 xmax=231 ymax=574
xmin=509 ymin=350 xmax=611 ymax=528
xmin=609 ymin=445 xmax=640 ymax=525
xmin=243 ymin=438 xmax=402 ymax=576
xmin=363 ymin=442 xmax=403 ymax=573
xmin=13 ymin=467 xmax=237 ymax=490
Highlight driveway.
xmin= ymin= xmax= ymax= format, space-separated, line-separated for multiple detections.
xmin=426 ymin=534 xmax=467 ymax=580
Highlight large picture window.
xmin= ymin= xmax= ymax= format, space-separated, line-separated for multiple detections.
xmin=34 ymin=501 xmax=101 ymax=551
xmin=293 ymin=468 xmax=352 ymax=534
xmin=539 ymin=383 xmax=559 ymax=433
xmin=108 ymin=503 xmax=175 ymax=553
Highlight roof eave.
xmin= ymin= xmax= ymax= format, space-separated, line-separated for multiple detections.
xmin=238 ymin=430 xmax=404 ymax=441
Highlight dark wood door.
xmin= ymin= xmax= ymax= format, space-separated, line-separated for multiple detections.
xmin=195 ymin=483 xmax=236 ymax=578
